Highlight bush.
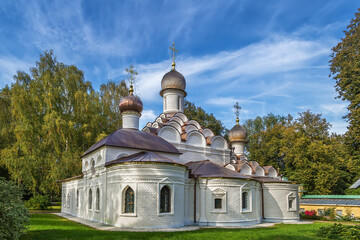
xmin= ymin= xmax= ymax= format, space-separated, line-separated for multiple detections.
xmin=300 ymin=210 xmax=320 ymax=220
xmin=317 ymin=223 xmax=360 ymax=239
xmin=0 ymin=178 xmax=30 ymax=240
xmin=25 ymin=195 xmax=50 ymax=210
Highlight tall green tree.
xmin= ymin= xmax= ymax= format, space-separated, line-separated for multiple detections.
xmin=0 ymin=50 xmax=127 ymax=196
xmin=330 ymin=8 xmax=360 ymax=178
xmin=245 ymin=111 xmax=351 ymax=194
xmin=184 ymin=100 xmax=227 ymax=136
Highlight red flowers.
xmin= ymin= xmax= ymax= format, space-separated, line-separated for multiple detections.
xmin=305 ymin=210 xmax=317 ymax=216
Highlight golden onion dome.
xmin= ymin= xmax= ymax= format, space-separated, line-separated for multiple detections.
xmin=229 ymin=120 xmax=247 ymax=142
xmin=119 ymin=91 xmax=143 ymax=113
xmin=160 ymin=69 xmax=187 ymax=96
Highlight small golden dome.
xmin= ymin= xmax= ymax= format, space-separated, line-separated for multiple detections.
xmin=160 ymin=69 xmax=187 ymax=96
xmin=119 ymin=92 xmax=143 ymax=113
xmin=229 ymin=123 xmax=247 ymax=142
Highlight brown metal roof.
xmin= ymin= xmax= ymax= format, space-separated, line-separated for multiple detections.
xmin=186 ymin=160 xmax=254 ymax=180
xmin=57 ymin=174 xmax=83 ymax=183
xmin=105 ymin=151 xmax=183 ymax=167
xmin=82 ymin=128 xmax=181 ymax=157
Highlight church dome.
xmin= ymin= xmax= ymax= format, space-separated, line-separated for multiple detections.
xmin=229 ymin=123 xmax=247 ymax=142
xmin=160 ymin=69 xmax=186 ymax=96
xmin=119 ymin=92 xmax=143 ymax=113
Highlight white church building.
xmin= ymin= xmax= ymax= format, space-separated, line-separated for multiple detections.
xmin=60 ymin=54 xmax=300 ymax=228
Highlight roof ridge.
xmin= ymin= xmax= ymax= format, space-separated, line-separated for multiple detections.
xmin=190 ymin=160 xmax=208 ymax=175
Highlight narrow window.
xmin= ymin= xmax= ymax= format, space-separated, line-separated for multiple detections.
xmin=76 ymin=189 xmax=79 ymax=208
xmin=288 ymin=199 xmax=293 ymax=210
xmin=89 ymin=189 xmax=92 ymax=210
xmin=160 ymin=186 xmax=171 ymax=213
xmin=215 ymin=198 xmax=222 ymax=209
xmin=67 ymin=193 xmax=70 ymax=208
xmin=125 ymin=187 xmax=134 ymax=213
xmin=242 ymin=192 xmax=248 ymax=210
xmin=177 ymin=96 xmax=180 ymax=110
xmin=91 ymin=160 xmax=95 ymax=175
xmin=96 ymin=188 xmax=100 ymax=211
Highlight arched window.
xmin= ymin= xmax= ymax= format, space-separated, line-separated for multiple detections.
xmin=96 ymin=188 xmax=100 ymax=211
xmin=76 ymin=189 xmax=79 ymax=208
xmin=242 ymin=192 xmax=248 ymax=210
xmin=91 ymin=160 xmax=95 ymax=175
xmin=160 ymin=186 xmax=171 ymax=213
xmin=124 ymin=187 xmax=134 ymax=213
xmin=89 ymin=189 xmax=92 ymax=210
xmin=289 ymin=198 xmax=293 ymax=209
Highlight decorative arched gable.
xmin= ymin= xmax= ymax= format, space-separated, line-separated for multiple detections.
xmin=266 ymin=166 xmax=278 ymax=178
xmin=187 ymin=120 xmax=201 ymax=129
xmin=168 ymin=116 xmax=184 ymax=126
xmin=185 ymin=124 xmax=198 ymax=133
xmin=186 ymin=131 xmax=206 ymax=147
xmin=225 ymin=164 xmax=236 ymax=171
xmin=158 ymin=125 xmax=181 ymax=143
xmin=210 ymin=136 xmax=228 ymax=149
xmin=202 ymin=128 xmax=214 ymax=138
xmin=254 ymin=166 xmax=265 ymax=176
xmin=167 ymin=120 xmax=182 ymax=133
xmin=239 ymin=163 xmax=252 ymax=175
xmin=174 ymin=112 xmax=188 ymax=123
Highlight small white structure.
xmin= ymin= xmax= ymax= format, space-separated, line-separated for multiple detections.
xmin=60 ymin=56 xmax=299 ymax=228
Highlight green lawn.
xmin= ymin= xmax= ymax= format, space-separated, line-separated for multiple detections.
xmin=21 ymin=214 xmax=331 ymax=240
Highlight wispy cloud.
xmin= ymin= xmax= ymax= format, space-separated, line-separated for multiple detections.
xmin=0 ymin=56 xmax=33 ymax=86
xmin=110 ymin=35 xmax=331 ymax=102
xmin=320 ymin=103 xmax=348 ymax=116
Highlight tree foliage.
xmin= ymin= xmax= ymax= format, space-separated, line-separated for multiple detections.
xmin=244 ymin=111 xmax=352 ymax=195
xmin=0 ymin=178 xmax=29 ymax=240
xmin=0 ymin=50 xmax=128 ymax=196
xmin=330 ymin=8 xmax=360 ymax=180
xmin=184 ymin=99 xmax=227 ymax=136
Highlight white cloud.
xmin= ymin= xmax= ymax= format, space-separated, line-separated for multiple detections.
xmin=329 ymin=121 xmax=348 ymax=135
xmin=320 ymin=103 xmax=348 ymax=116
xmin=0 ymin=56 xmax=33 ymax=86
xmin=139 ymin=109 xmax=157 ymax=129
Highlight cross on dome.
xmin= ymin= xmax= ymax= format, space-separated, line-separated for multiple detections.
xmin=234 ymin=102 xmax=241 ymax=125
xmin=125 ymin=65 xmax=138 ymax=93
xmin=169 ymin=42 xmax=178 ymax=70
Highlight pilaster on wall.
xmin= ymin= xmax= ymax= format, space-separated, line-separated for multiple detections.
xmin=199 ymin=179 xmax=208 ymax=226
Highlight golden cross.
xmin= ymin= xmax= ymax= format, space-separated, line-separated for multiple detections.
xmin=169 ymin=42 xmax=178 ymax=69
xmin=125 ymin=65 xmax=138 ymax=93
xmin=234 ymin=102 xmax=241 ymax=124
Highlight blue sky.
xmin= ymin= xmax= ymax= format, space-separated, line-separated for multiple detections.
xmin=0 ymin=0 xmax=358 ymax=134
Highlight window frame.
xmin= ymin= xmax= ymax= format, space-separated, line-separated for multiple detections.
xmin=158 ymin=178 xmax=175 ymax=216
xmin=76 ymin=189 xmax=79 ymax=209
xmin=240 ymin=184 xmax=252 ymax=213
xmin=211 ymin=188 xmax=227 ymax=213
xmin=95 ymin=187 xmax=100 ymax=212
xmin=287 ymin=192 xmax=297 ymax=212
xmin=160 ymin=185 xmax=171 ymax=213
xmin=88 ymin=188 xmax=93 ymax=211
xmin=119 ymin=182 xmax=137 ymax=217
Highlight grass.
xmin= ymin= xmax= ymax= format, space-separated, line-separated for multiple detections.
xmin=21 ymin=214 xmax=333 ymax=240
xmin=28 ymin=206 xmax=61 ymax=214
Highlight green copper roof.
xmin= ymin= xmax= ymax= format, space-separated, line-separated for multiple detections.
xmin=302 ymin=195 xmax=360 ymax=199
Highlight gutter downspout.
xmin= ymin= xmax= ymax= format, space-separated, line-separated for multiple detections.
xmin=260 ymin=181 xmax=265 ymax=220
xmin=194 ymin=177 xmax=197 ymax=224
